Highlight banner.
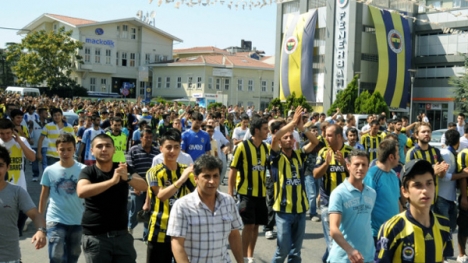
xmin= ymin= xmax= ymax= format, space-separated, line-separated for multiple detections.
xmin=369 ymin=5 xmax=412 ymax=109
xmin=280 ymin=9 xmax=318 ymax=102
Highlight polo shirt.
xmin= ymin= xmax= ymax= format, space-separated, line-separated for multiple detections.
xmin=41 ymin=121 xmax=75 ymax=158
xmin=126 ymin=144 xmax=160 ymax=178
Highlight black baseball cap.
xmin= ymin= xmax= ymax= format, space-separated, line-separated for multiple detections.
xmin=402 ymin=159 xmax=434 ymax=186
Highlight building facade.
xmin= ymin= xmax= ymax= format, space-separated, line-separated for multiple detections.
xmin=18 ymin=13 xmax=182 ymax=98
xmin=275 ymin=0 xmax=468 ymax=127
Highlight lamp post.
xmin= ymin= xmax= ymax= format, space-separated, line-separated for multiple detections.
xmin=408 ymin=69 xmax=417 ymax=123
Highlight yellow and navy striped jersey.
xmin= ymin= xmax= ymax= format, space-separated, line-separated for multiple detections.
xmin=376 ymin=210 xmax=453 ymax=262
xmin=224 ymin=120 xmax=235 ymax=137
xmin=360 ymin=133 xmax=384 ymax=161
xmin=105 ymin=131 xmax=127 ymax=162
xmin=457 ymin=148 xmax=468 ymax=194
xmin=231 ymin=139 xmax=270 ymax=197
xmin=41 ymin=122 xmax=75 ymax=158
xmin=406 ymin=144 xmax=443 ymax=201
xmin=146 ymin=163 xmax=196 ymax=243
xmin=317 ymin=135 xmax=330 ymax=148
xmin=315 ymin=144 xmax=353 ymax=206
xmin=271 ymin=149 xmax=308 ymax=213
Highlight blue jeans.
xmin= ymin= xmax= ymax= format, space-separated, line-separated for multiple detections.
xmin=304 ymin=175 xmax=319 ymax=217
xmin=434 ymin=196 xmax=458 ymax=233
xmin=320 ymin=205 xmax=332 ymax=263
xmin=128 ymin=192 xmax=148 ymax=241
xmin=32 ymin=147 xmax=47 ymax=179
xmin=47 ymin=222 xmax=82 ymax=263
xmin=271 ymin=212 xmax=306 ymax=263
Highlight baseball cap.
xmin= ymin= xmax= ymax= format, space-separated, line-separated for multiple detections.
xmin=401 ymin=159 xmax=434 ymax=185
xmin=142 ymin=108 xmax=149 ymax=113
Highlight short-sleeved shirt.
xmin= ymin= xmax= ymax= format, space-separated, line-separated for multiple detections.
xmin=31 ymin=120 xmax=49 ymax=148
xmin=363 ymin=165 xmax=400 ymax=237
xmin=231 ymin=139 xmax=270 ymax=197
xmin=41 ymin=121 xmax=75 ymax=158
xmin=327 ymin=180 xmax=376 ymax=263
xmin=232 ymin=127 xmax=248 ymax=142
xmin=79 ymin=163 xmax=134 ymax=235
xmin=166 ymin=191 xmax=243 ymax=263
xmin=127 ymin=145 xmax=160 ymax=178
xmin=152 ymin=152 xmax=193 ymax=167
xmin=360 ymin=133 xmax=384 ymax=161
xmin=315 ymin=144 xmax=353 ymax=206
xmin=396 ymin=132 xmax=408 ymax=164
xmin=1 ymin=137 xmax=35 ymax=191
xmin=41 ymin=161 xmax=86 ymax=225
xmin=375 ymin=210 xmax=453 ymax=262
xmin=0 ymin=183 xmax=36 ymax=262
xmin=81 ymin=128 xmax=105 ymax=161
xmin=181 ymin=129 xmax=211 ymax=161
xmin=106 ymin=131 xmax=127 ymax=163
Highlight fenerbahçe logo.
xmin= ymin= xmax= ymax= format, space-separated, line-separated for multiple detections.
xmin=388 ymin=29 xmax=404 ymax=54
xmin=284 ymin=36 xmax=298 ymax=55
xmin=337 ymin=0 xmax=348 ymax=8
xmin=402 ymin=244 xmax=414 ymax=260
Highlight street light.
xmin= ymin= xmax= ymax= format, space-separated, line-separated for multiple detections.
xmin=408 ymin=69 xmax=417 ymax=123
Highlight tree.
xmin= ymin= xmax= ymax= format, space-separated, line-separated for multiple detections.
xmin=354 ymin=90 xmax=371 ymax=114
xmin=449 ymin=55 xmax=468 ymax=113
xmin=207 ymin=102 xmax=223 ymax=111
xmin=358 ymin=91 xmax=389 ymax=115
xmin=268 ymin=92 xmax=313 ymax=117
xmin=6 ymin=27 xmax=83 ymax=89
xmin=327 ymin=74 xmax=359 ymax=115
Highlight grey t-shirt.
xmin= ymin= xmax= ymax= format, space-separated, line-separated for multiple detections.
xmin=0 ymin=183 xmax=36 ymax=261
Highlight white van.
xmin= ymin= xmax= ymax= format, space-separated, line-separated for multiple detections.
xmin=5 ymin=87 xmax=41 ymax=97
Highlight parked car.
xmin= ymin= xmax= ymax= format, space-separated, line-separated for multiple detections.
xmin=63 ymin=112 xmax=79 ymax=126
xmin=429 ymin=129 xmax=447 ymax=149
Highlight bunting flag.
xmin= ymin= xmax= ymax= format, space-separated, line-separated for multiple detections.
xmin=280 ymin=9 xmax=318 ymax=102
xmin=369 ymin=5 xmax=412 ymax=109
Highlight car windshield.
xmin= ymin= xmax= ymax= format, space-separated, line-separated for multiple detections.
xmin=431 ymin=131 xmax=443 ymax=142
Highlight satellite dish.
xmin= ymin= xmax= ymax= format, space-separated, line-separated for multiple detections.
xmin=150 ymin=11 xmax=156 ymax=18
xmin=136 ymin=10 xmax=143 ymax=19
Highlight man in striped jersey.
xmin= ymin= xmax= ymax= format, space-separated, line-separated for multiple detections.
xmin=127 ymin=128 xmax=160 ymax=240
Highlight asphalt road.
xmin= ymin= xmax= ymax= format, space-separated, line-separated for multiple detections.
xmin=18 ymin=164 xmax=461 ymax=263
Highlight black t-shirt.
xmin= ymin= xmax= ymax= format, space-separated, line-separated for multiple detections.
xmin=100 ymin=119 xmax=111 ymax=130
xmin=79 ymin=163 xmax=134 ymax=235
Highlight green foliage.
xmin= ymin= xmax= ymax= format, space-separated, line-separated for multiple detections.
xmin=207 ymin=102 xmax=223 ymax=111
xmin=6 ymin=27 xmax=83 ymax=89
xmin=153 ymin=96 xmax=168 ymax=105
xmin=354 ymin=90 xmax=371 ymax=114
xmin=268 ymin=92 xmax=312 ymax=117
xmin=358 ymin=91 xmax=389 ymax=115
xmin=0 ymin=49 xmax=15 ymax=88
xmin=450 ymin=55 xmax=468 ymax=113
xmin=327 ymin=74 xmax=359 ymax=115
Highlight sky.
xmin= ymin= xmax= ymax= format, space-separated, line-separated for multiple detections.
xmin=0 ymin=0 xmax=277 ymax=55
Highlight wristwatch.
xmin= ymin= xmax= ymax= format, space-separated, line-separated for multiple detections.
xmin=126 ymin=173 xmax=133 ymax=183
xmin=37 ymin=227 xmax=47 ymax=234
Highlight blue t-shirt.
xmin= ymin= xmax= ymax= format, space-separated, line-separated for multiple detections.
xmin=132 ymin=129 xmax=141 ymax=142
xmin=82 ymin=128 xmax=105 ymax=161
xmin=181 ymin=129 xmax=211 ymax=161
xmin=122 ymin=127 xmax=130 ymax=138
xmin=40 ymin=161 xmax=87 ymax=225
xmin=327 ymin=180 xmax=376 ymax=263
xmin=363 ymin=165 xmax=400 ymax=237
xmin=396 ymin=132 xmax=408 ymax=164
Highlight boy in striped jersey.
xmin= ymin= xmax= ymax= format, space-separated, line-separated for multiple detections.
xmin=375 ymin=159 xmax=453 ymax=262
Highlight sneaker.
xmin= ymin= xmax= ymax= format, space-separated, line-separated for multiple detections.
xmin=32 ymin=177 xmax=38 ymax=182
xmin=311 ymin=215 xmax=321 ymax=222
xmin=248 ymin=258 xmax=255 ymax=263
xmin=265 ymin=230 xmax=277 ymax=239
xmin=458 ymin=255 xmax=468 ymax=263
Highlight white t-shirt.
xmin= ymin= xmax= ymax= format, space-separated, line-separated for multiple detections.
xmin=0 ymin=137 xmax=35 ymax=191
xmin=30 ymin=120 xmax=49 ymax=148
xmin=152 ymin=152 xmax=193 ymax=167
xmin=232 ymin=127 xmax=248 ymax=142
xmin=460 ymin=136 xmax=468 ymax=152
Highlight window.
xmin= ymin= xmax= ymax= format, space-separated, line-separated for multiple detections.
xmin=157 ymin=77 xmax=162 ymax=88
xmin=154 ymin=54 xmax=160 ymax=62
xmin=208 ymin=78 xmax=213 ymax=89
xmin=139 ymin=81 xmax=145 ymax=95
xmin=116 ymin=26 xmax=120 ymax=37
xmin=116 ymin=52 xmax=119 ymax=66
xmin=261 ymin=80 xmax=267 ymax=92
xmin=197 ymin=77 xmax=202 ymax=89
xmin=90 ymin=78 xmax=96 ymax=91
xmin=53 ymin=24 xmax=57 ymax=33
xmin=224 ymin=79 xmax=230 ymax=90
xmin=130 ymin=53 xmax=136 ymax=67
xmin=94 ymin=48 xmax=101 ymax=63
xmin=122 ymin=25 xmax=128 ymax=38
xmin=216 ymin=79 xmax=221 ymax=90
xmin=188 ymin=76 xmax=193 ymax=89
xmin=237 ymin=79 xmax=243 ymax=91
xmin=101 ymin=78 xmax=107 ymax=92
xmin=121 ymin=52 xmax=127 ymax=66
xmin=84 ymin=48 xmax=91 ymax=63
xmin=105 ymin=49 xmax=111 ymax=64
xmin=271 ymin=81 xmax=274 ymax=92
xmin=248 ymin=80 xmax=253 ymax=92
xmin=177 ymin=77 xmax=182 ymax=88
xmin=131 ymin=28 xmax=137 ymax=39
xmin=145 ymin=54 xmax=150 ymax=65
xmin=165 ymin=77 xmax=171 ymax=88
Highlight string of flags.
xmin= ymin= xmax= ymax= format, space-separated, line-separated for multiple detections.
xmin=148 ymin=0 xmax=468 ymax=36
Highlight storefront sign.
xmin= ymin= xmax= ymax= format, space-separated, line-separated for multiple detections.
xmin=85 ymin=38 xmax=115 ymax=48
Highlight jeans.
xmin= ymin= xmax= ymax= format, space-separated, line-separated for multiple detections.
xmin=320 ymin=205 xmax=332 ymax=263
xmin=82 ymin=231 xmax=136 ymax=263
xmin=47 ymin=157 xmax=60 ymax=166
xmin=47 ymin=222 xmax=82 ymax=263
xmin=128 ymin=192 xmax=149 ymax=241
xmin=32 ymin=147 xmax=47 ymax=179
xmin=264 ymin=175 xmax=276 ymax=231
xmin=146 ymin=241 xmax=174 ymax=263
xmin=304 ymin=175 xmax=319 ymax=217
xmin=434 ymin=196 xmax=458 ymax=233
xmin=271 ymin=212 xmax=306 ymax=263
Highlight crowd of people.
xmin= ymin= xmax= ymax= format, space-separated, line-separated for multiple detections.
xmin=1 ymin=92 xmax=468 ymax=263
